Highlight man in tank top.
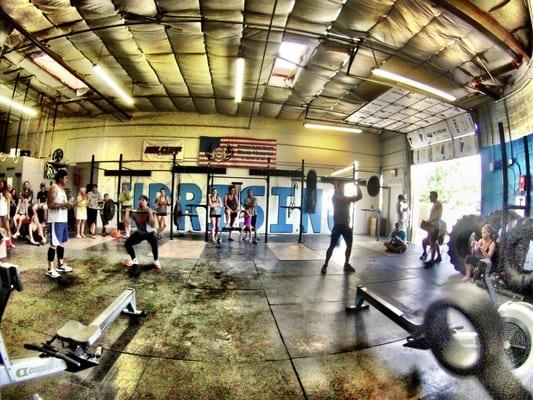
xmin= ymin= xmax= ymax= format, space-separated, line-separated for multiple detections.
xmin=46 ymin=170 xmax=73 ymax=279
xmin=321 ymin=181 xmax=362 ymax=274
xmin=123 ymin=195 xmax=162 ymax=272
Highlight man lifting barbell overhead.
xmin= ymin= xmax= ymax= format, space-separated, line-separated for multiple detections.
xmin=321 ymin=181 xmax=363 ymax=274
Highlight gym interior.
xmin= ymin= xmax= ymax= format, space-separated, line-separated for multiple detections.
xmin=0 ymin=1 xmax=531 ymax=399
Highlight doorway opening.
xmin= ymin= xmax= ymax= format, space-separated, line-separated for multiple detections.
xmin=410 ymin=154 xmax=482 ymax=245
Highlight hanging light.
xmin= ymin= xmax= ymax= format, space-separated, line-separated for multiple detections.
xmin=234 ymin=58 xmax=245 ymax=103
xmin=0 ymin=95 xmax=37 ymax=117
xmin=92 ymin=65 xmax=134 ymax=105
xmin=331 ymin=161 xmax=359 ymax=177
xmin=304 ymin=123 xmax=362 ymax=133
xmin=372 ymin=68 xmax=457 ymax=102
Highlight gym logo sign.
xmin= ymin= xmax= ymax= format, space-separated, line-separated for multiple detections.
xmin=15 ymin=365 xmax=49 ymax=378
xmin=142 ymin=139 xmax=184 ymax=161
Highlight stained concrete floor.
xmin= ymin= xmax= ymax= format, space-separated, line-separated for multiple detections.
xmin=0 ymin=233 xmax=501 ymax=399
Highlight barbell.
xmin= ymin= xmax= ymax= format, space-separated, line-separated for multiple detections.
xmin=313 ymin=174 xmax=381 ymax=197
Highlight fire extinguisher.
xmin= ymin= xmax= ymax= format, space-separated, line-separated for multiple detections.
xmin=74 ymin=171 xmax=81 ymax=186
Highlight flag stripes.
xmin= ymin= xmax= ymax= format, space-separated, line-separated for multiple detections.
xmin=198 ymin=136 xmax=277 ymax=168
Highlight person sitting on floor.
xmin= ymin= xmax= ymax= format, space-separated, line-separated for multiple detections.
xmin=463 ymin=224 xmax=496 ymax=283
xmin=27 ymin=211 xmax=46 ymax=246
xmin=384 ymin=222 xmax=407 ymax=253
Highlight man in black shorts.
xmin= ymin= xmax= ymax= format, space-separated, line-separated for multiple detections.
xmin=321 ymin=181 xmax=362 ymax=274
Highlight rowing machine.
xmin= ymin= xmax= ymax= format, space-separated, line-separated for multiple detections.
xmin=347 ymin=284 xmax=533 ymax=398
xmin=0 ymin=262 xmax=144 ymax=387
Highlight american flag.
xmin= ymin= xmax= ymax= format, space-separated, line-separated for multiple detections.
xmin=198 ymin=136 xmax=277 ymax=168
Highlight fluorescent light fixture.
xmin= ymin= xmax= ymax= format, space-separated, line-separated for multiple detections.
xmin=92 ymin=65 xmax=134 ymax=105
xmin=0 ymin=95 xmax=37 ymax=117
xmin=331 ymin=161 xmax=359 ymax=177
xmin=235 ymin=58 xmax=244 ymax=103
xmin=30 ymin=52 xmax=88 ymax=91
xmin=304 ymin=123 xmax=362 ymax=134
xmin=372 ymin=68 xmax=457 ymax=102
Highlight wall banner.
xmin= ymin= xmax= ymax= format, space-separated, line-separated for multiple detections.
xmin=142 ymin=139 xmax=184 ymax=161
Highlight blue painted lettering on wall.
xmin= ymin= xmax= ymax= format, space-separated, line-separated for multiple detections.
xmin=131 ymin=183 xmax=333 ymax=233
xmin=270 ymin=187 xmax=293 ymax=233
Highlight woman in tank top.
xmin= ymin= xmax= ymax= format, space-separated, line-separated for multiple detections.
xmin=463 ymin=224 xmax=497 ymax=282
xmin=208 ymin=188 xmax=222 ymax=242
xmin=75 ymin=187 xmax=88 ymax=238
xmin=154 ymin=189 xmax=170 ymax=239
xmin=12 ymin=192 xmax=29 ymax=239
xmin=0 ymin=181 xmax=13 ymax=248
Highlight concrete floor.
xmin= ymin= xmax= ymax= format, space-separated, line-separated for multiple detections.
xmin=0 ymin=233 xmax=497 ymax=399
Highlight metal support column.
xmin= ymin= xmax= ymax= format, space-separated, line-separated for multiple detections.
xmin=89 ymin=154 xmax=96 ymax=185
xmin=170 ymin=152 xmax=176 ymax=240
xmin=116 ymin=154 xmax=123 ymax=228
xmin=298 ymin=159 xmax=304 ymax=243
xmin=498 ymin=122 xmax=509 ymax=243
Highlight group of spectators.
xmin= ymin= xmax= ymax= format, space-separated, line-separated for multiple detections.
xmin=385 ymin=191 xmax=449 ymax=270
xmin=208 ymin=186 xmax=258 ymax=244
xmin=0 ymin=180 xmax=50 ymax=248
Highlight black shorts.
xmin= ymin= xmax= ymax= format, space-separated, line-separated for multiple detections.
xmin=428 ymin=228 xmax=439 ymax=242
xmin=329 ymin=224 xmax=353 ymax=248
xmin=465 ymin=255 xmax=491 ymax=269
xmin=87 ymin=208 xmax=98 ymax=225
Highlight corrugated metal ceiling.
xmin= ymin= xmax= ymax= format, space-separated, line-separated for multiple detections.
xmin=0 ymin=0 xmax=530 ymax=133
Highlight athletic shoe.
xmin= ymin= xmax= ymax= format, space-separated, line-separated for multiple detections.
xmin=344 ymin=263 xmax=355 ymax=273
xmin=419 ymin=252 xmax=427 ymax=260
xmin=253 ymin=239 xmax=258 ymax=244
xmin=321 ymin=264 xmax=328 ymax=274
xmin=57 ymin=263 xmax=73 ymax=273
xmin=424 ymin=260 xmax=434 ymax=268
xmin=228 ymin=237 xmax=234 ymax=241
xmin=154 ymin=260 xmax=162 ymax=271
xmin=46 ymin=269 xmax=61 ymax=279
xmin=123 ymin=258 xmax=138 ymax=268
xmin=435 ymin=255 xmax=442 ymax=263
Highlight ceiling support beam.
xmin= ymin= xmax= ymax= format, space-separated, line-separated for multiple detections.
xmin=0 ymin=8 xmax=131 ymax=121
xmin=433 ymin=0 xmax=530 ymax=64
xmin=247 ymin=0 xmax=279 ymax=129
